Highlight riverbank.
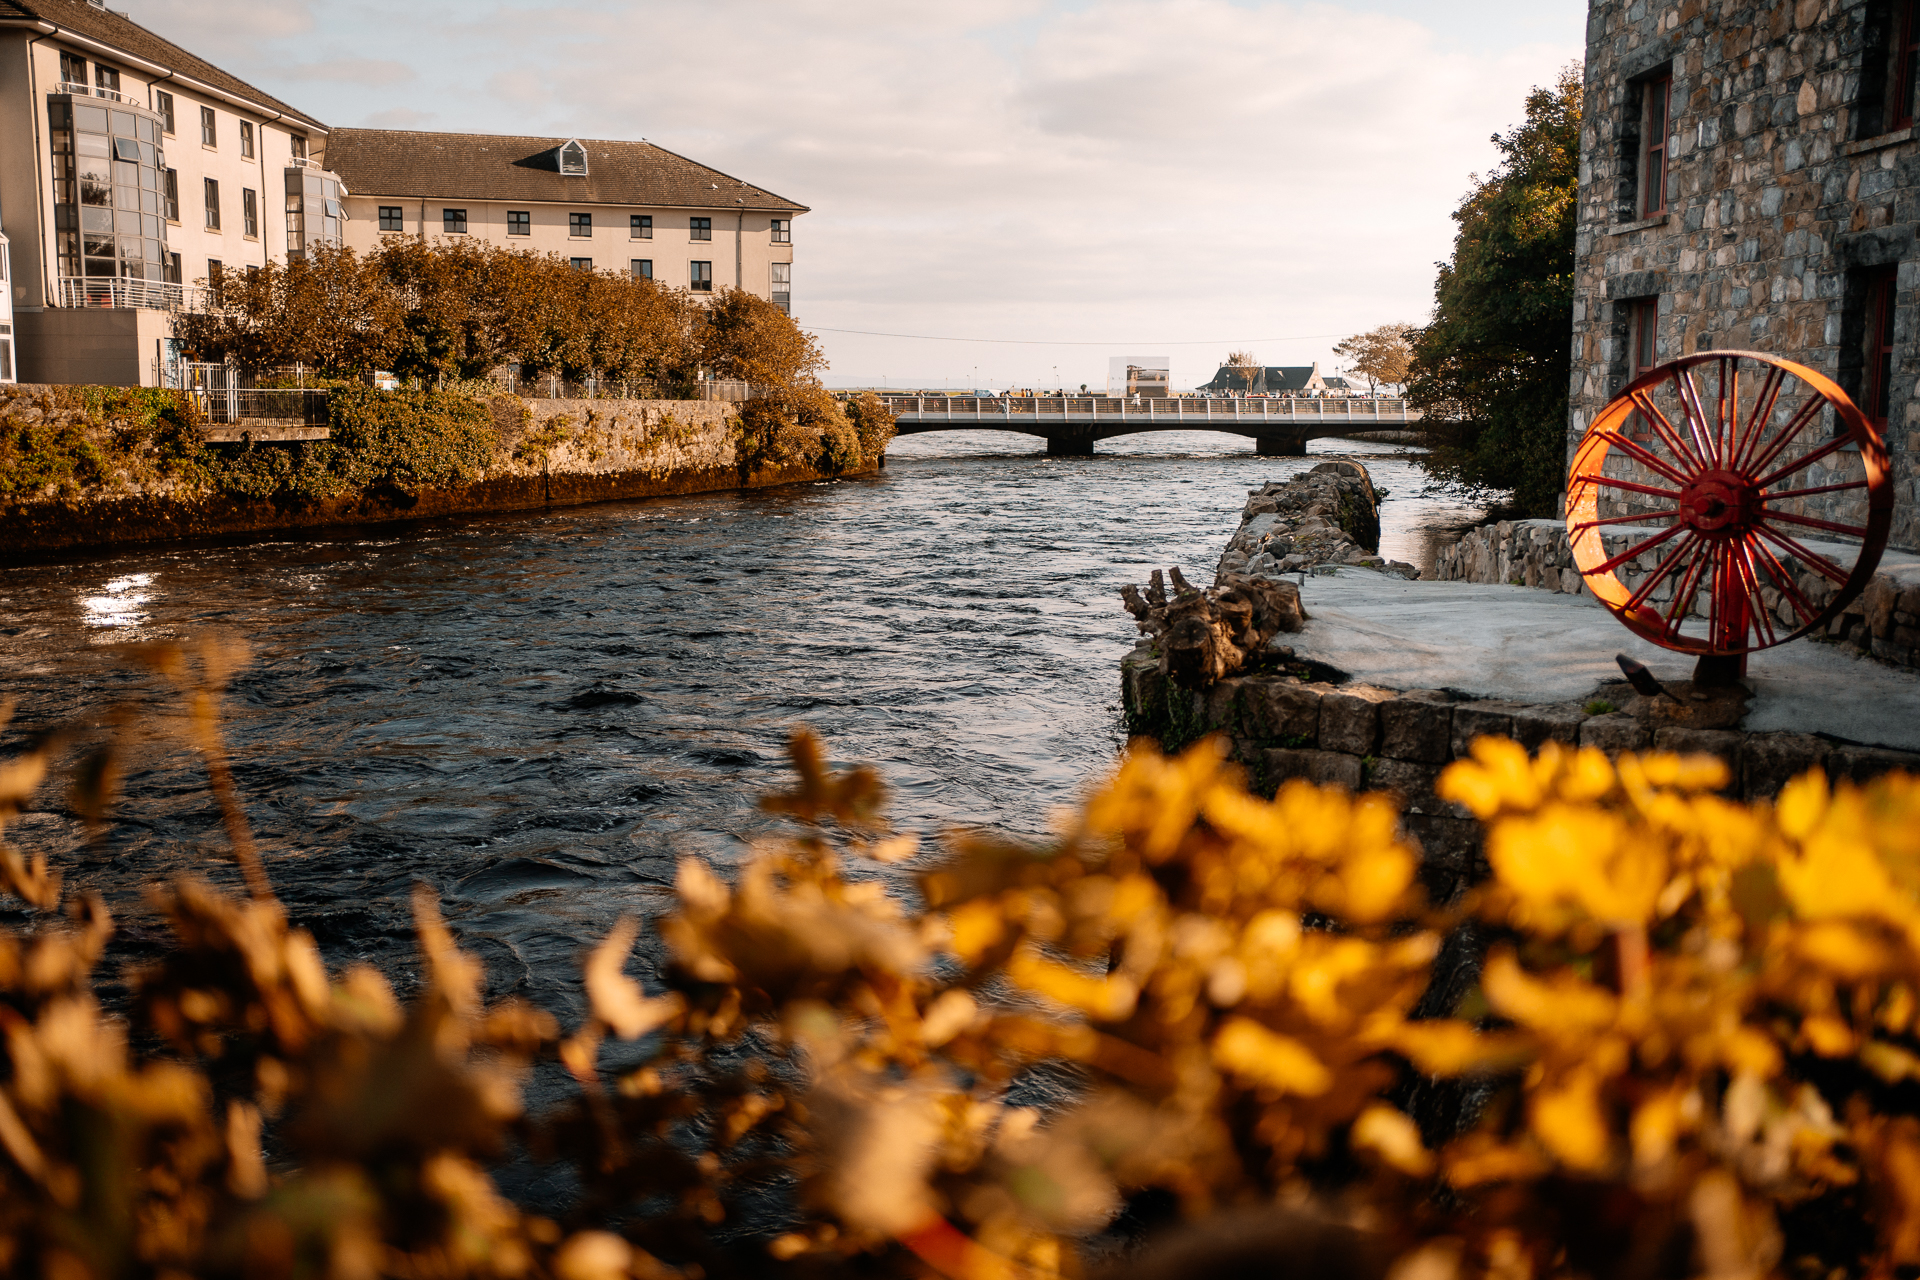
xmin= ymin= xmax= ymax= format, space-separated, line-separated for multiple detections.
xmin=0 ymin=385 xmax=886 ymax=562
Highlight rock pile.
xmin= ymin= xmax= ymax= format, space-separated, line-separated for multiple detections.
xmin=1214 ymin=461 xmax=1418 ymax=583
xmin=1120 ymin=567 xmax=1308 ymax=688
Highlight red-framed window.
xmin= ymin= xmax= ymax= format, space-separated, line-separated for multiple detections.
xmin=1894 ymin=0 xmax=1919 ymax=129
xmin=1641 ymin=75 xmax=1672 ymax=217
xmin=1864 ymin=267 xmax=1899 ymax=429
xmin=1628 ymin=298 xmax=1660 ymax=437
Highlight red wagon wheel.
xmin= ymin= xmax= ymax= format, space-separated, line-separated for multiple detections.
xmin=1567 ymin=350 xmax=1893 ymax=667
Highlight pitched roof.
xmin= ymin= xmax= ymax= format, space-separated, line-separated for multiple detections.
xmin=0 ymin=0 xmax=325 ymax=129
xmin=323 ymin=129 xmax=809 ymax=213
xmin=1201 ymin=362 xmax=1329 ymax=392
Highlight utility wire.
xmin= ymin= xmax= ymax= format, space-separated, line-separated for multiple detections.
xmin=803 ymin=325 xmax=1351 ymax=347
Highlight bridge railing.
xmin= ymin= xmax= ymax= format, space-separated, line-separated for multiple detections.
xmin=879 ymin=395 xmax=1414 ymax=417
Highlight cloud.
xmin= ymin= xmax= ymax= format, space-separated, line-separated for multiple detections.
xmin=359 ymin=106 xmax=436 ymax=129
xmin=281 ymin=57 xmax=415 ymax=86
xmin=116 ymin=0 xmax=1584 ymax=386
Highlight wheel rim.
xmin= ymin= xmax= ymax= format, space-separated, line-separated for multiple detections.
xmin=1567 ymin=350 xmax=1894 ymax=656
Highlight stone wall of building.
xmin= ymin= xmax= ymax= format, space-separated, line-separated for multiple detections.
xmin=1574 ymin=0 xmax=1918 ymax=550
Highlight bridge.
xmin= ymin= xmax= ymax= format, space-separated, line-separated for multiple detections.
xmin=879 ymin=395 xmax=1424 ymax=455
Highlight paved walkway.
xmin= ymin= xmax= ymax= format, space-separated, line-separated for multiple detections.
xmin=1291 ymin=567 xmax=1920 ymax=752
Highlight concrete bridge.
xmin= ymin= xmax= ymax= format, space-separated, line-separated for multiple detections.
xmin=879 ymin=395 xmax=1424 ymax=455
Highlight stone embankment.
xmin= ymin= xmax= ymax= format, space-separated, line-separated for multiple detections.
xmin=1214 ymin=461 xmax=1418 ymax=582
xmin=1 ymin=389 xmax=882 ymax=559
xmin=1433 ymin=518 xmax=1920 ymax=671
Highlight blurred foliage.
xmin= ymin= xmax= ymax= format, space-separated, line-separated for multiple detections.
xmin=8 ymin=646 xmax=1920 ymax=1279
xmin=1406 ymin=65 xmax=1581 ymax=515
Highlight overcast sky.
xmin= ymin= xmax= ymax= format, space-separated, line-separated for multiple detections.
xmin=142 ymin=0 xmax=1585 ymax=389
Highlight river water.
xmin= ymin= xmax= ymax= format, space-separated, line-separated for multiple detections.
xmin=0 ymin=430 xmax=1491 ymax=1054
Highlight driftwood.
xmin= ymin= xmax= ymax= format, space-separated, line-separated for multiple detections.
xmin=1121 ymin=567 xmax=1309 ymax=688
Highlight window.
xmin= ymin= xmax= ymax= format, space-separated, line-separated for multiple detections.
xmin=631 ymin=214 xmax=652 ymax=239
xmin=771 ymin=219 xmax=790 ymax=243
xmin=770 ymin=262 xmax=791 ymax=315
xmin=203 ymin=177 xmax=220 ymax=230
xmin=507 ymin=210 xmax=530 ymax=236
xmin=163 ymin=169 xmax=178 ymax=221
xmin=240 ymin=121 xmax=254 ymax=158
xmin=379 ymin=206 xmax=404 ymax=232
xmin=1863 ymin=267 xmax=1899 ymax=428
xmin=199 ymin=106 xmax=216 ymax=147
xmin=207 ymin=259 xmax=222 ymax=292
xmin=558 ymin=140 xmax=588 ymax=175
xmin=443 ymin=208 xmax=468 ymax=234
xmin=242 ymin=187 xmax=258 ymax=238
xmin=168 ymin=252 xmax=181 ymax=284
xmin=59 ymin=51 xmax=86 ymax=88
xmin=691 ymin=260 xmax=713 ymax=291
xmin=570 ymin=257 xmax=592 ymax=271
xmin=94 ymin=64 xmax=119 ymax=93
xmin=1894 ymin=1 xmax=1920 ymax=129
xmin=1626 ymin=297 xmax=1660 ymax=436
xmin=155 ymin=90 xmax=174 ymax=135
xmin=1639 ymin=74 xmax=1671 ymax=218
xmin=569 ymin=211 xmax=592 ymax=237
xmin=631 ymin=259 xmax=652 ymax=279
xmin=290 ymin=134 xmax=307 ymax=160
xmin=690 ymin=217 xmax=711 ymax=241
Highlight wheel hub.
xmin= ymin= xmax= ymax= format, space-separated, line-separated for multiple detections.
xmin=1678 ymin=469 xmax=1757 ymax=537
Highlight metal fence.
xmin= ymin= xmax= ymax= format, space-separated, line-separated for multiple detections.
xmin=59 ymin=277 xmax=211 ymax=313
xmin=487 ymin=375 xmax=768 ymax=402
xmin=174 ymin=363 xmax=329 ymax=426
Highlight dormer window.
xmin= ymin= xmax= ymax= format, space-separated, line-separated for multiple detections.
xmin=558 ymin=140 xmax=588 ymax=175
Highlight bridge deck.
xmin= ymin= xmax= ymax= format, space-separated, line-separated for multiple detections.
xmin=881 ymin=395 xmax=1422 ymax=437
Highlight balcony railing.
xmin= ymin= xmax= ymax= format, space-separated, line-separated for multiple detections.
xmin=53 ymin=82 xmax=141 ymax=106
xmin=58 ymin=276 xmax=211 ymax=312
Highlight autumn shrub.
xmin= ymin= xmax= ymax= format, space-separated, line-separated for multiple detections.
xmin=843 ymin=392 xmax=898 ymax=464
xmin=10 ymin=647 xmax=1920 ymax=1280
xmin=0 ymin=385 xmax=210 ymax=498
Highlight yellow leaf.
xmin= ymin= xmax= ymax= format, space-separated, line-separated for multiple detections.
xmin=1381 ymin=1019 xmax=1533 ymax=1076
xmin=1775 ymin=768 xmax=1830 ymax=839
xmin=1212 ymin=1018 xmax=1333 ymax=1096
xmin=1481 ymin=951 xmax=1617 ymax=1035
xmin=1437 ymin=737 xmax=1540 ymax=818
xmin=1630 ymin=1087 xmax=1690 ymax=1169
xmin=947 ymin=899 xmax=1006 ymax=965
xmin=1530 ymin=1068 xmax=1611 ymax=1172
xmin=1352 ymin=1103 xmax=1434 ymax=1175
xmin=1802 ymin=1014 xmax=1855 ymax=1057
xmin=1007 ymin=949 xmax=1138 ymax=1021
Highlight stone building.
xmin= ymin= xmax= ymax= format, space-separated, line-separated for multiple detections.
xmin=1573 ymin=0 xmax=1920 ymax=552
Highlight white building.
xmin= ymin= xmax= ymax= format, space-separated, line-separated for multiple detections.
xmin=326 ymin=129 xmax=805 ymax=314
xmin=0 ymin=0 xmax=339 ymax=385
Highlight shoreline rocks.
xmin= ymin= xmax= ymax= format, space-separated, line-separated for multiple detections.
xmin=1214 ymin=461 xmax=1418 ymax=583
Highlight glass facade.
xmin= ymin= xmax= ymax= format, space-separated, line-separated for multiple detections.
xmin=285 ymin=168 xmax=344 ymax=259
xmin=48 ymin=96 xmax=169 ymax=282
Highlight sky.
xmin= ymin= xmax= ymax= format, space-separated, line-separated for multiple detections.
xmin=139 ymin=0 xmax=1587 ymax=390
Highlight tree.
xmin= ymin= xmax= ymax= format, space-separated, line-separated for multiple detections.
xmin=1405 ymin=63 xmax=1581 ymax=515
xmin=1332 ymin=324 xmax=1418 ymax=394
xmin=1224 ymin=349 xmax=1263 ymax=394
xmin=698 ymin=288 xmax=827 ymax=390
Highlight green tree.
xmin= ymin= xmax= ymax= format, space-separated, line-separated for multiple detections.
xmin=1406 ymin=64 xmax=1581 ymax=514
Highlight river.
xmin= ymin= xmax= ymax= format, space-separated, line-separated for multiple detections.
xmin=0 ymin=430 xmax=1491 ymax=1082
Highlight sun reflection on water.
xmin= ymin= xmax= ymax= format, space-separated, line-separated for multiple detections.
xmin=79 ymin=573 xmax=156 ymax=629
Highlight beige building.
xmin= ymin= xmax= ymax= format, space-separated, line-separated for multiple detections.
xmin=326 ymin=130 xmax=806 ymax=314
xmin=0 ymin=0 xmax=340 ymax=385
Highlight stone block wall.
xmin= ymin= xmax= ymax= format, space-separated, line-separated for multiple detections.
xmin=1121 ymin=641 xmax=1920 ymax=880
xmin=1575 ymin=0 xmax=1917 ymax=550
xmin=1430 ymin=516 xmax=1920 ymax=668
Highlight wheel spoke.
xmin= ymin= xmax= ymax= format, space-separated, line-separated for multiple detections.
xmin=1745 ymin=395 xmax=1829 ymax=480
xmin=1573 ymin=472 xmax=1682 ymax=502
xmin=1624 ymin=529 xmax=1701 ymax=612
xmin=1729 ymin=545 xmax=1777 ymax=647
xmin=1591 ymin=428 xmax=1693 ymax=487
xmin=1570 ymin=509 xmax=1681 ymax=535
xmin=1714 ymin=358 xmax=1737 ymax=468
xmin=1764 ymin=479 xmax=1869 ymax=501
xmin=1734 ymin=366 xmax=1787 ymax=472
xmin=1754 ymin=524 xmax=1853 ymax=587
xmin=1763 ymin=509 xmax=1870 ymax=538
xmin=1662 ymin=538 xmax=1715 ymax=635
xmin=1630 ymin=388 xmax=1709 ymax=475
xmin=1747 ymin=536 xmax=1824 ymax=626
xmin=1755 ymin=431 xmax=1855 ymax=488
xmin=1673 ymin=368 xmax=1720 ymax=468
xmin=1592 ymin=522 xmax=1687 ymax=576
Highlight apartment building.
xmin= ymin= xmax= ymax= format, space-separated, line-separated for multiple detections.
xmin=1574 ymin=0 xmax=1918 ymax=551
xmin=326 ymin=129 xmax=806 ymax=313
xmin=0 ymin=0 xmax=341 ymax=384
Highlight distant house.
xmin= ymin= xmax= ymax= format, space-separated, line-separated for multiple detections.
xmin=1199 ymin=361 xmax=1332 ymax=394
xmin=327 ymin=130 xmax=806 ymax=313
